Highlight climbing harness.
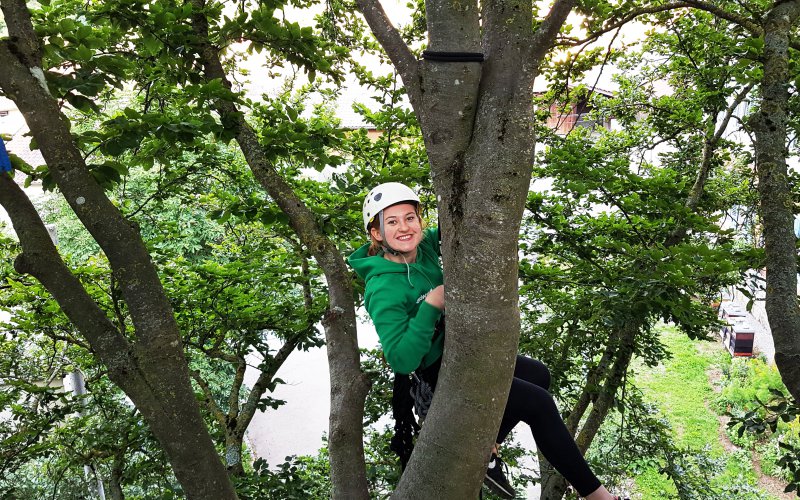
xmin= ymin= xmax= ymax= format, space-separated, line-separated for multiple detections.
xmin=410 ymin=372 xmax=434 ymax=423
xmin=389 ymin=320 xmax=444 ymax=468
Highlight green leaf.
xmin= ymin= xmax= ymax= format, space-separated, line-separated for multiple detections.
xmin=74 ymin=45 xmax=93 ymax=61
xmin=65 ymin=94 xmax=100 ymax=113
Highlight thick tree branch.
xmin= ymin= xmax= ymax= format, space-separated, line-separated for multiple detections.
xmin=354 ymin=0 xmax=421 ymax=107
xmin=527 ymin=0 xmax=577 ymax=69
xmin=564 ymin=2 xmax=800 ymax=53
xmin=0 ymin=0 xmax=43 ymax=67
xmin=188 ymin=2 xmax=370 ymax=496
xmin=0 ymin=173 xmax=134 ymax=376
xmin=559 ymin=3 xmax=692 ymax=47
xmin=681 ymin=0 xmax=763 ymax=35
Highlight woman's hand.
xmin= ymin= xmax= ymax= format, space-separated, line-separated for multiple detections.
xmin=425 ymin=285 xmax=445 ymax=310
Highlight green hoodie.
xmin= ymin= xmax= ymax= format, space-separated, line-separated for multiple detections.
xmin=348 ymin=227 xmax=444 ymax=374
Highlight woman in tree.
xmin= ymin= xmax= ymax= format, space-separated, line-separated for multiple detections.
xmin=348 ymin=182 xmax=625 ymax=500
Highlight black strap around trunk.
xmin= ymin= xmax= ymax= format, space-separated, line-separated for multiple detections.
xmin=422 ymin=50 xmax=484 ymax=62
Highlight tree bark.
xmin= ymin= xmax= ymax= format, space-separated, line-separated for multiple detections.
xmin=358 ymin=0 xmax=574 ymax=497
xmin=0 ymin=1 xmax=237 ymax=497
xmin=187 ymin=3 xmax=371 ymax=497
xmin=750 ymin=1 xmax=800 ymax=401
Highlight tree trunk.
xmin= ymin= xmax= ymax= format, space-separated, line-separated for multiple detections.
xmin=750 ymin=1 xmax=800 ymax=401
xmin=0 ymin=1 xmax=237 ymax=497
xmin=187 ymin=3 xmax=371 ymax=497
xmin=0 ymin=175 xmax=237 ymax=499
xmin=358 ymin=0 xmax=574 ymax=497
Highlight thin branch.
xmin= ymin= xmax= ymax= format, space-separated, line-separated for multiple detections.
xmin=186 ymin=340 xmax=239 ymax=364
xmin=560 ymin=2 xmax=693 ymax=48
xmin=681 ymin=0 xmax=763 ymax=35
xmin=597 ymin=185 xmax=655 ymax=248
xmin=565 ymin=27 xmax=621 ymax=136
xmin=190 ymin=369 xmax=227 ymax=427
xmin=712 ymin=82 xmax=754 ymax=146
xmin=665 ymin=82 xmax=754 ymax=245
xmin=31 ymin=345 xmax=68 ymax=414
xmin=41 ymin=331 xmax=91 ymax=350
xmin=127 ymin=171 xmax=192 ymax=218
xmin=237 ymin=332 xmax=302 ymax=432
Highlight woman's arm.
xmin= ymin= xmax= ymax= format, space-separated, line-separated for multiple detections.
xmin=366 ymin=283 xmax=442 ymax=374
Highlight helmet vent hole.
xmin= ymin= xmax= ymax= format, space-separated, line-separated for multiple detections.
xmin=374 ymin=193 xmax=382 ymax=201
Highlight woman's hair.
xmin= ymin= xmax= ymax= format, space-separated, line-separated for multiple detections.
xmin=367 ymin=203 xmax=426 ymax=256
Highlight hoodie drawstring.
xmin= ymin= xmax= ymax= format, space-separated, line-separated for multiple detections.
xmin=401 ymin=253 xmax=413 ymax=287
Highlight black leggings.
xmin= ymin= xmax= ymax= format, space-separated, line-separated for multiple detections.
xmin=496 ymin=355 xmax=601 ymax=497
xmin=417 ymin=355 xmax=601 ymax=496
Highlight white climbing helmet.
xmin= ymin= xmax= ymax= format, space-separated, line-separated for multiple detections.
xmin=362 ymin=182 xmax=420 ymax=233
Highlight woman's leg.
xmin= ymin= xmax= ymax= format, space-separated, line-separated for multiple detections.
xmin=512 ymin=355 xmax=551 ymax=390
xmin=496 ymin=372 xmax=602 ymax=497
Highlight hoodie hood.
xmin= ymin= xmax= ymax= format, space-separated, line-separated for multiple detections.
xmin=348 ymin=243 xmax=410 ymax=283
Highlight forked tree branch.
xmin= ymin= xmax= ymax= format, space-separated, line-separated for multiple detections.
xmin=0 ymin=173 xmax=134 ymax=376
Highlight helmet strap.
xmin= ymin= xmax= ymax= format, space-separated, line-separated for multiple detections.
xmin=378 ymin=211 xmax=400 ymax=256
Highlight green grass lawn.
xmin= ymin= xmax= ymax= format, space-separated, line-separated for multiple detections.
xmin=632 ymin=325 xmax=775 ymax=499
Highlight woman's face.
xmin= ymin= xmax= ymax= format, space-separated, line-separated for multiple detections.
xmin=371 ymin=203 xmax=422 ymax=255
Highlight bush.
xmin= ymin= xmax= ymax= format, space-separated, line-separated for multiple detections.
xmin=235 ymin=455 xmax=331 ymax=500
xmin=756 ymin=441 xmax=792 ymax=482
xmin=718 ymin=358 xmax=787 ymax=416
xmin=718 ymin=356 xmax=800 ymax=495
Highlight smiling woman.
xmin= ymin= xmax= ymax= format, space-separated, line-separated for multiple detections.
xmin=347 ymin=182 xmax=625 ymax=500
